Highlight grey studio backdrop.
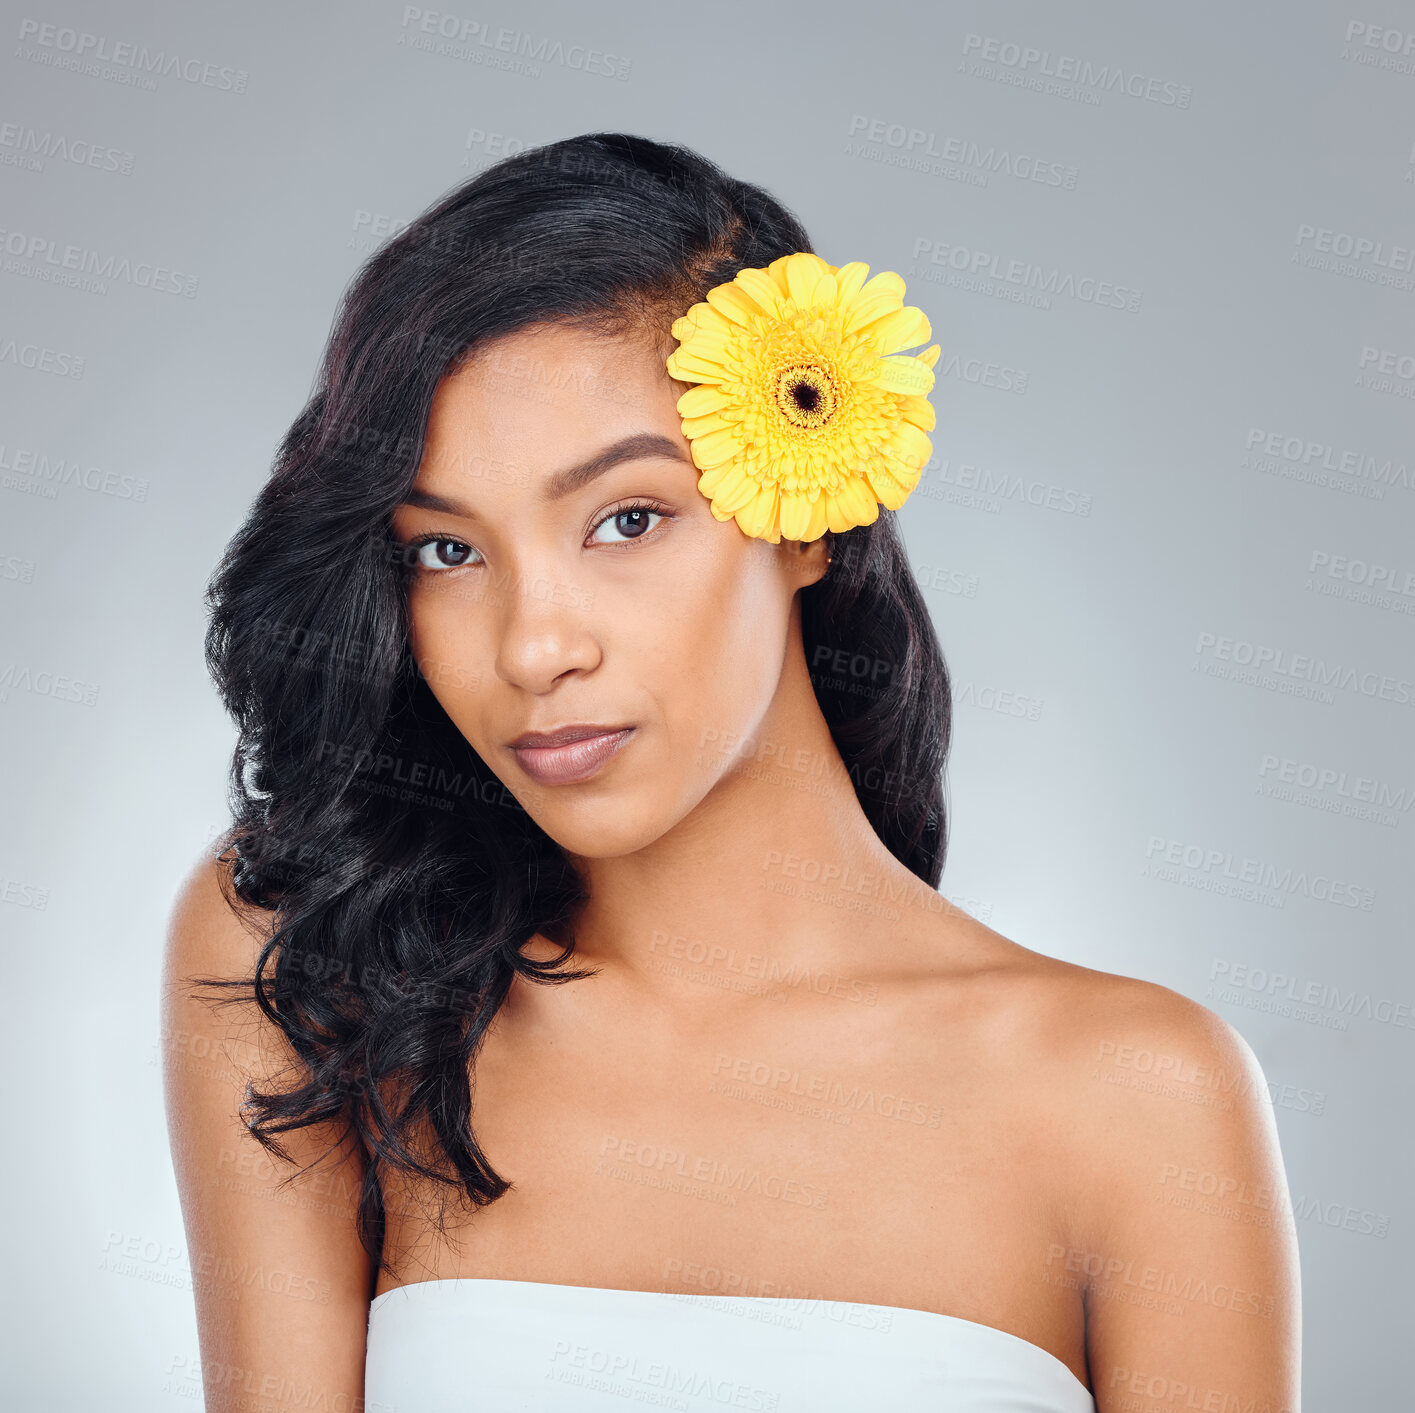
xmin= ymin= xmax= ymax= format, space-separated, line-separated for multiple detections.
xmin=1 ymin=1 xmax=1410 ymax=1406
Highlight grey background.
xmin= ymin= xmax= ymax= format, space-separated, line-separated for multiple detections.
xmin=1 ymin=0 xmax=1411 ymax=1405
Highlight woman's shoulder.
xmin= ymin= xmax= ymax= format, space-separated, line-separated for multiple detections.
xmin=161 ymin=843 xmax=374 ymax=1404
xmin=953 ymin=920 xmax=1300 ymax=1378
xmin=908 ymin=907 xmax=1278 ymax=1175
xmin=930 ymin=906 xmax=1258 ymax=1086
xmin=941 ymin=913 xmax=1287 ymax=1231
xmin=164 ymin=840 xmax=277 ymax=977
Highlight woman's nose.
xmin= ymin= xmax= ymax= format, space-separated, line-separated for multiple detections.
xmin=490 ymin=563 xmax=601 ymax=693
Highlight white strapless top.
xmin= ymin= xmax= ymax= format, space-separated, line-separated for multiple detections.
xmin=365 ymin=1278 xmax=1096 ymax=1411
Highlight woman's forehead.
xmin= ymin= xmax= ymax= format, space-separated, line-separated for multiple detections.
xmin=421 ymin=324 xmax=684 ymax=467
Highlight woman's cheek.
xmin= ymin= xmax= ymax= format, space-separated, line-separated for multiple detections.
xmin=409 ymin=608 xmax=492 ymax=748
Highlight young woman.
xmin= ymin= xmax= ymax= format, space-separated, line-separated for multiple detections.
xmin=163 ymin=132 xmax=1300 ymax=1411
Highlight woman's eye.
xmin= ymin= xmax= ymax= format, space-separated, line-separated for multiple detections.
xmin=589 ymin=506 xmax=664 ymax=545
xmin=414 ymin=538 xmax=477 ymax=570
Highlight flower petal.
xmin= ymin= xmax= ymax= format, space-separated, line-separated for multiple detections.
xmin=825 ymin=480 xmax=879 ymax=532
xmin=897 ymin=394 xmax=937 ymax=433
xmin=737 ymin=481 xmax=780 ymax=541
xmin=706 ymin=282 xmax=770 ymax=327
xmin=865 ymin=463 xmax=913 ymax=510
xmin=668 ymin=348 xmax=731 ymax=381
xmin=697 ymin=459 xmax=740 ymax=497
xmin=889 ymin=421 xmax=933 ymax=471
xmin=684 ymin=302 xmax=737 ymax=340
xmin=677 ymin=324 xmax=735 ymax=360
xmin=689 ymin=426 xmax=743 ymax=470
xmin=681 ymin=410 xmax=736 ymax=438
xmin=858 ymin=270 xmax=906 ymax=304
xmin=839 ymin=473 xmax=879 ymax=523
xmin=863 ymin=305 xmax=931 ymax=355
xmin=779 ymin=490 xmax=815 ymax=540
xmin=785 ymin=254 xmax=827 ymax=310
xmin=676 ymin=384 xmax=734 ymax=417
xmin=734 ymin=268 xmax=786 ymax=321
xmin=879 ymin=445 xmax=927 ymax=492
xmin=712 ymin=463 xmax=760 ymax=513
xmin=833 ymin=262 xmax=871 ymax=303
xmin=842 ymin=290 xmax=904 ymax=336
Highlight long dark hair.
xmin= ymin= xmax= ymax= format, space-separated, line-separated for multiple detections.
xmin=199 ymin=131 xmax=952 ymax=1274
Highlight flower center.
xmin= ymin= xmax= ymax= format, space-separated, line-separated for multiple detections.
xmin=773 ymin=363 xmax=838 ymax=431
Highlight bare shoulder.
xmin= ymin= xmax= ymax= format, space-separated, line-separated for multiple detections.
xmin=160 ymin=842 xmax=373 ymax=1411
xmin=161 ymin=844 xmax=290 ymax=1095
xmin=161 ymin=842 xmax=314 ymax=1153
xmin=925 ymin=910 xmax=1287 ymax=1208
xmin=945 ymin=926 xmax=1302 ymax=1397
xmin=164 ymin=842 xmax=276 ymax=982
xmin=1006 ymin=940 xmax=1274 ymax=1142
xmin=953 ymin=916 xmax=1298 ymax=1361
xmin=939 ymin=911 xmax=1262 ymax=1101
xmin=963 ymin=919 xmax=1295 ymax=1285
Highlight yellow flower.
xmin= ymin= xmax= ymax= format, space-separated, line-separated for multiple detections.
xmin=664 ymin=251 xmax=940 ymax=544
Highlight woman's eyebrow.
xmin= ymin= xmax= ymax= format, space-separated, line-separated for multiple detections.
xmin=401 ymin=432 xmax=690 ymax=519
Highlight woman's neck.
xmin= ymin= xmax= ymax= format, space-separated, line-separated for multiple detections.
xmin=560 ymin=635 xmax=938 ymax=990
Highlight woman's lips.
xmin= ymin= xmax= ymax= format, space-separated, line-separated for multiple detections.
xmin=510 ymin=727 xmax=635 ymax=785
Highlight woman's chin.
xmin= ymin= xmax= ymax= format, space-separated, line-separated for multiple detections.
xmin=530 ymin=798 xmax=677 ymax=861
xmin=565 ymin=825 xmax=658 ymax=860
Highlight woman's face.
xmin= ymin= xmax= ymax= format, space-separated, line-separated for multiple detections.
xmin=390 ymin=320 xmax=829 ymax=858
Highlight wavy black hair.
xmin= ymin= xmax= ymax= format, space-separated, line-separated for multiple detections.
xmin=198 ymin=131 xmax=952 ymax=1275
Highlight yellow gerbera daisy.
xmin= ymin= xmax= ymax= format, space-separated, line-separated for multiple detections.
xmin=664 ymin=250 xmax=940 ymax=544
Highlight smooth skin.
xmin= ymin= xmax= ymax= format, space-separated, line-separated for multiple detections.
xmin=165 ymin=320 xmax=1300 ymax=1410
